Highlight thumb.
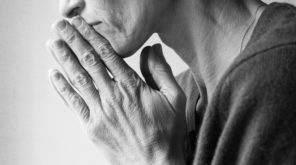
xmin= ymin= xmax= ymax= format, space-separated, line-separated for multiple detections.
xmin=140 ymin=44 xmax=185 ymax=105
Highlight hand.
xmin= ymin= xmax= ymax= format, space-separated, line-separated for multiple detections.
xmin=47 ymin=16 xmax=187 ymax=165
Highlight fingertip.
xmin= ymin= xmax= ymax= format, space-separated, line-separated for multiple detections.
xmin=47 ymin=39 xmax=66 ymax=63
xmin=51 ymin=39 xmax=65 ymax=49
xmin=152 ymin=43 xmax=163 ymax=55
xmin=152 ymin=43 xmax=162 ymax=49
xmin=51 ymin=20 xmax=60 ymax=32
xmin=48 ymin=68 xmax=62 ymax=95
xmin=141 ymin=46 xmax=152 ymax=56
xmin=45 ymin=39 xmax=52 ymax=49
xmin=140 ymin=46 xmax=152 ymax=70
xmin=140 ymin=46 xmax=152 ymax=62
xmin=48 ymin=68 xmax=61 ymax=82
xmin=45 ymin=39 xmax=54 ymax=55
xmin=51 ymin=19 xmax=68 ymax=33
xmin=47 ymin=68 xmax=71 ymax=108
xmin=71 ymin=15 xmax=83 ymax=28
xmin=48 ymin=68 xmax=58 ymax=75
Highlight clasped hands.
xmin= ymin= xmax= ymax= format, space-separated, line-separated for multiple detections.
xmin=47 ymin=16 xmax=186 ymax=165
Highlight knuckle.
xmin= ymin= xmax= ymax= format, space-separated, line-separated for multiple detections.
xmin=69 ymin=94 xmax=84 ymax=109
xmin=64 ymin=30 xmax=77 ymax=44
xmin=99 ymin=106 xmax=119 ymax=127
xmin=57 ymin=84 xmax=70 ymax=94
xmin=126 ymin=70 xmax=137 ymax=79
xmin=107 ymin=92 xmax=122 ymax=103
xmin=120 ymin=72 xmax=140 ymax=89
xmin=51 ymin=41 xmax=71 ymax=63
xmin=154 ymin=65 xmax=169 ymax=73
xmin=97 ymin=43 xmax=114 ymax=59
xmin=82 ymin=26 xmax=95 ymax=40
xmin=87 ymin=122 xmax=110 ymax=143
xmin=72 ymin=73 xmax=91 ymax=88
xmin=57 ymin=50 xmax=71 ymax=63
xmin=71 ymin=95 xmax=89 ymax=120
xmin=81 ymin=51 xmax=99 ymax=67
xmin=89 ymin=64 xmax=106 ymax=76
xmin=52 ymin=74 xmax=72 ymax=94
xmin=103 ymin=88 xmax=122 ymax=103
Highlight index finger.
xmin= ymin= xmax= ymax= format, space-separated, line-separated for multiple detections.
xmin=71 ymin=16 xmax=137 ymax=82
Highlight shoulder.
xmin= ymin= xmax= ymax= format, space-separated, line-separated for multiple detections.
xmin=224 ymin=43 xmax=296 ymax=92
xmin=211 ymin=44 xmax=296 ymax=140
xmin=217 ymin=2 xmax=296 ymax=103
xmin=242 ymin=2 xmax=296 ymax=57
xmin=206 ymin=45 xmax=296 ymax=164
xmin=217 ymin=44 xmax=296 ymax=115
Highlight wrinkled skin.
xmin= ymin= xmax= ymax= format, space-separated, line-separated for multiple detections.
xmin=59 ymin=0 xmax=171 ymax=57
xmin=47 ymin=16 xmax=187 ymax=165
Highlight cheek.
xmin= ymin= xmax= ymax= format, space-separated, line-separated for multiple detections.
xmin=112 ymin=7 xmax=154 ymax=57
xmin=102 ymin=18 xmax=149 ymax=57
xmin=110 ymin=19 xmax=151 ymax=58
xmin=100 ymin=14 xmax=139 ymax=57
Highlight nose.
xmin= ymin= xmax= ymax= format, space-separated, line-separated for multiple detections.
xmin=59 ymin=0 xmax=85 ymax=18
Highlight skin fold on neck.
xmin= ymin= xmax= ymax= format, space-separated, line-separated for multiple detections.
xmin=157 ymin=0 xmax=266 ymax=106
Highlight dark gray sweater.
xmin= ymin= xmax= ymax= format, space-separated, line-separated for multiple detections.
xmin=176 ymin=2 xmax=296 ymax=165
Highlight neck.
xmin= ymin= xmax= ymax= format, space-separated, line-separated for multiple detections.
xmin=157 ymin=0 xmax=266 ymax=103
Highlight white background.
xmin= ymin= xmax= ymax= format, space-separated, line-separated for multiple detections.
xmin=0 ymin=0 xmax=295 ymax=164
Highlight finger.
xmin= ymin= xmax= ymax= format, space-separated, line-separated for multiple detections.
xmin=140 ymin=44 xmax=186 ymax=107
xmin=47 ymin=39 xmax=100 ymax=107
xmin=48 ymin=69 xmax=90 ymax=123
xmin=71 ymin=16 xmax=137 ymax=82
xmin=52 ymin=20 xmax=113 ymax=92
xmin=139 ymin=46 xmax=157 ymax=89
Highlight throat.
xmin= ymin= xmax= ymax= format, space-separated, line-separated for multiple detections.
xmin=192 ymin=5 xmax=266 ymax=102
xmin=158 ymin=0 xmax=266 ymax=103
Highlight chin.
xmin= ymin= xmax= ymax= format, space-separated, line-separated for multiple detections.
xmin=93 ymin=25 xmax=147 ymax=58
xmin=111 ymin=41 xmax=139 ymax=58
xmin=105 ymin=32 xmax=146 ymax=58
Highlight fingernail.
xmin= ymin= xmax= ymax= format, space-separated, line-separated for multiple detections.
xmin=55 ymin=20 xmax=66 ymax=31
xmin=72 ymin=16 xmax=83 ymax=28
xmin=52 ymin=40 xmax=64 ymax=49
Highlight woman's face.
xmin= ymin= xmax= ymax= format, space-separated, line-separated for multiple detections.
xmin=59 ymin=0 xmax=170 ymax=57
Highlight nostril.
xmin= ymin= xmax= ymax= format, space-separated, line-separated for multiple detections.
xmin=67 ymin=7 xmax=81 ymax=18
xmin=60 ymin=0 xmax=85 ymax=18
